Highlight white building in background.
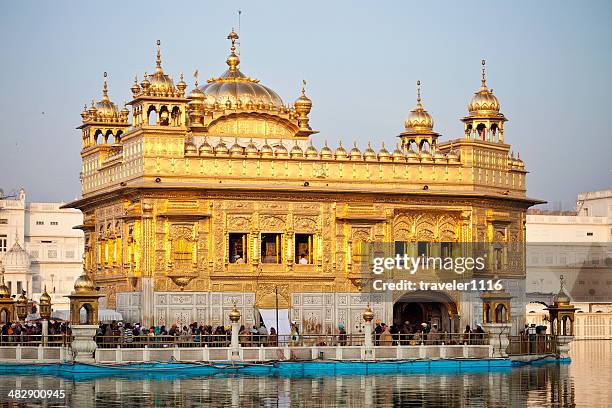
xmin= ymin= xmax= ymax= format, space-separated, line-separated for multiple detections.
xmin=526 ymin=188 xmax=612 ymax=314
xmin=0 ymin=188 xmax=84 ymax=309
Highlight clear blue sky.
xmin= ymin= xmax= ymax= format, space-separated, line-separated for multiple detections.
xmin=1 ymin=1 xmax=610 ymax=208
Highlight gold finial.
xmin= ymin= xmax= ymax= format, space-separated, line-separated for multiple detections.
xmin=228 ymin=29 xmax=239 ymax=51
xmin=382 ymin=141 xmax=386 ymax=149
xmin=481 ymin=59 xmax=487 ymax=88
xmin=156 ymin=40 xmax=162 ymax=72
xmin=301 ymin=79 xmax=307 ymax=96
xmin=193 ymin=69 xmax=199 ymax=87
xmin=416 ymin=80 xmax=422 ymax=105
xmin=102 ymin=72 xmax=109 ymax=100
xmin=226 ymin=29 xmax=240 ymax=71
xmin=90 ymin=97 xmax=95 ymax=108
xmin=324 ymin=140 xmax=328 ymax=147
xmin=180 ymin=73 xmax=184 ymax=81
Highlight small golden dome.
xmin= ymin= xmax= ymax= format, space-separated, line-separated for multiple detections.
xmin=260 ymin=140 xmax=274 ymax=157
xmin=131 ymin=76 xmax=141 ymax=96
xmin=290 ymin=142 xmax=304 ymax=158
xmin=305 ymin=142 xmax=318 ymax=159
xmin=215 ymin=138 xmax=229 ymax=156
xmin=420 ymin=149 xmax=433 ymax=162
xmin=177 ymin=73 xmax=187 ymax=93
xmin=447 ymin=149 xmax=459 ymax=162
xmin=229 ymin=138 xmax=244 ymax=156
xmin=74 ymin=273 xmax=96 ymax=294
xmin=349 ymin=142 xmax=362 ymax=161
xmin=294 ymin=80 xmax=313 ymax=113
xmin=392 ymin=144 xmax=405 ymax=162
xmin=320 ymin=141 xmax=333 ymax=159
xmin=245 ymin=139 xmax=259 ymax=157
xmin=185 ymin=140 xmax=197 ymax=154
xmin=468 ymin=60 xmax=501 ymax=114
xmin=188 ymin=86 xmax=206 ymax=100
xmin=378 ymin=142 xmax=391 ymax=161
xmin=140 ymin=74 xmax=150 ymax=89
xmin=199 ymin=137 xmax=214 ymax=156
xmin=274 ymin=142 xmax=288 ymax=158
xmin=94 ymin=76 xmax=119 ymax=119
xmin=335 ymin=141 xmax=348 ymax=160
xmin=404 ymin=81 xmax=434 ymax=131
xmin=364 ymin=142 xmax=377 ymax=161
xmin=145 ymin=41 xmax=176 ymax=95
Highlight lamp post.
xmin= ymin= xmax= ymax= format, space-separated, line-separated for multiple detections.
xmin=229 ymin=303 xmax=241 ymax=360
xmin=362 ymin=303 xmax=374 ymax=359
xmin=39 ymin=286 xmax=52 ymax=346
xmin=15 ymin=291 xmax=28 ymax=321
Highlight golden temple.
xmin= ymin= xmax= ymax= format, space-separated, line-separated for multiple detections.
xmin=67 ymin=31 xmax=541 ymax=334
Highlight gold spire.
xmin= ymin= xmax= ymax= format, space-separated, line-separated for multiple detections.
xmin=155 ymin=40 xmax=163 ymax=73
xmin=102 ymin=72 xmax=109 ymax=100
xmin=416 ymin=80 xmax=422 ymax=107
xmin=301 ymin=79 xmax=306 ymax=96
xmin=194 ymin=69 xmax=199 ymax=87
xmin=481 ymin=59 xmax=487 ymax=89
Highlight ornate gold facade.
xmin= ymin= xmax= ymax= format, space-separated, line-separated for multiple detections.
xmin=67 ymin=32 xmax=541 ymax=332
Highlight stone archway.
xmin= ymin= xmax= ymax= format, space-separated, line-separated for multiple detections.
xmin=393 ymin=290 xmax=460 ymax=333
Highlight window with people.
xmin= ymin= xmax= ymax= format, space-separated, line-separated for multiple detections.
xmin=229 ymin=233 xmax=248 ymax=264
xmin=261 ymin=233 xmax=282 ymax=264
xmin=294 ymin=234 xmax=313 ymax=265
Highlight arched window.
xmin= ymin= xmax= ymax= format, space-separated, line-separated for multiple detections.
xmin=159 ymin=106 xmax=170 ymax=126
xmin=476 ymin=123 xmax=486 ymax=140
xmin=466 ymin=124 xmax=473 ymax=138
xmin=115 ymin=130 xmax=123 ymax=143
xmin=490 ymin=124 xmax=499 ymax=143
xmin=105 ymin=130 xmax=115 ymax=144
xmin=79 ymin=303 xmax=95 ymax=324
xmin=94 ymin=129 xmax=103 ymax=145
xmin=495 ymin=304 xmax=507 ymax=323
xmin=147 ymin=106 xmax=157 ymax=126
xmin=420 ymin=140 xmax=430 ymax=153
xmin=171 ymin=106 xmax=181 ymax=126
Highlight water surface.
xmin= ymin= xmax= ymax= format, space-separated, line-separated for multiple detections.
xmin=0 ymin=341 xmax=609 ymax=407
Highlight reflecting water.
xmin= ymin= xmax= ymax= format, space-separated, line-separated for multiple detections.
xmin=0 ymin=341 xmax=610 ymax=407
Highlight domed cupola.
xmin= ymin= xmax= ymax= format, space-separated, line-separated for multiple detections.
xmin=215 ymin=138 xmax=229 ymax=156
xmin=349 ymin=142 xmax=362 ymax=161
xmin=334 ymin=141 xmax=348 ymax=160
xmin=198 ymin=137 xmax=214 ymax=156
xmin=199 ymin=30 xmax=285 ymax=111
xmin=364 ymin=142 xmax=377 ymax=162
xmin=245 ymin=139 xmax=259 ymax=157
xmin=378 ymin=142 xmax=391 ymax=162
xmin=2 ymin=241 xmax=31 ymax=271
xmin=320 ymin=141 xmax=333 ymax=159
xmin=461 ymin=60 xmax=507 ymax=143
xmin=305 ymin=142 xmax=318 ymax=159
xmin=94 ymin=73 xmax=119 ymax=121
xmin=144 ymin=40 xmax=177 ymax=97
xmin=260 ymin=139 xmax=274 ymax=158
xmin=399 ymin=80 xmax=439 ymax=154
xmin=290 ymin=141 xmax=304 ymax=158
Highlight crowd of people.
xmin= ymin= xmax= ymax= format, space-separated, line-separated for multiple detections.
xmin=0 ymin=321 xmax=71 ymax=345
xmin=374 ymin=321 xmax=487 ymax=346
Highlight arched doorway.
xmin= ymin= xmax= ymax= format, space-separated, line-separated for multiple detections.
xmin=393 ymin=290 xmax=459 ymax=333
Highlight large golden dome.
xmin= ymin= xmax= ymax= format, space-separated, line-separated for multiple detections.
xmin=468 ymin=60 xmax=501 ymax=114
xmin=199 ymin=30 xmax=284 ymax=110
